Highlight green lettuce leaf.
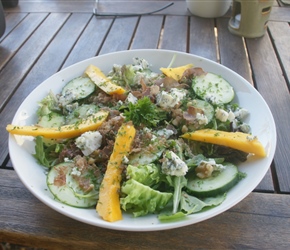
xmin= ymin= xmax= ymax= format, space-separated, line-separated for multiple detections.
xmin=126 ymin=164 xmax=160 ymax=187
xmin=33 ymin=136 xmax=51 ymax=168
xmin=158 ymin=192 xmax=226 ymax=222
xmin=165 ymin=175 xmax=187 ymax=214
xmin=180 ymin=191 xmax=226 ymax=214
xmin=120 ymin=179 xmax=173 ymax=217
xmin=33 ymin=136 xmax=62 ymax=168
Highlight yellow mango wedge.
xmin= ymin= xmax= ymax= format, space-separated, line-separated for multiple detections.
xmin=160 ymin=63 xmax=194 ymax=81
xmin=85 ymin=64 xmax=126 ymax=95
xmin=6 ymin=110 xmax=109 ymax=139
xmin=96 ymin=122 xmax=136 ymax=222
xmin=181 ymin=129 xmax=266 ymax=157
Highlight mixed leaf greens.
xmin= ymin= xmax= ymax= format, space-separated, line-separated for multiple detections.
xmin=24 ymin=57 xmax=260 ymax=222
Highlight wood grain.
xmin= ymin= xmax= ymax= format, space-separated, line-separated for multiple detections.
xmin=246 ymin=33 xmax=290 ymax=193
xmin=0 ymin=13 xmax=48 ymax=110
xmin=62 ymin=16 xmax=113 ymax=69
xmin=188 ymin=16 xmax=216 ymax=61
xmin=0 ymin=13 xmax=92 ymax=166
xmin=217 ymin=17 xmax=253 ymax=84
xmin=130 ymin=15 xmax=163 ymax=49
xmin=1 ymin=169 xmax=290 ymax=249
xmin=0 ymin=13 xmax=70 ymax=166
xmin=268 ymin=21 xmax=290 ymax=87
xmin=1 ymin=4 xmax=290 ymax=249
xmin=160 ymin=15 xmax=188 ymax=52
xmin=99 ymin=16 xmax=139 ymax=55
xmin=0 ymin=13 xmax=27 ymax=43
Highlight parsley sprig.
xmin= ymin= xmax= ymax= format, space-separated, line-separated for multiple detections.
xmin=123 ymin=96 xmax=166 ymax=128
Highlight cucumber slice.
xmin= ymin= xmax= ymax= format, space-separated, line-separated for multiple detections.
xmin=66 ymin=104 xmax=99 ymax=125
xmin=59 ymin=77 xmax=95 ymax=106
xmin=37 ymin=112 xmax=65 ymax=128
xmin=190 ymin=99 xmax=214 ymax=123
xmin=128 ymin=148 xmax=165 ymax=166
xmin=186 ymin=163 xmax=239 ymax=198
xmin=47 ymin=162 xmax=99 ymax=208
xmin=192 ymin=73 xmax=234 ymax=105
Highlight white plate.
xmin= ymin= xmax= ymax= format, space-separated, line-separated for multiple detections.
xmin=9 ymin=49 xmax=276 ymax=231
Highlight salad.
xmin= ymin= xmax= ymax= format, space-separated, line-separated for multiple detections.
xmin=6 ymin=57 xmax=266 ymax=222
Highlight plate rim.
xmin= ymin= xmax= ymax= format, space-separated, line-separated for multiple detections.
xmin=9 ymin=49 xmax=277 ymax=231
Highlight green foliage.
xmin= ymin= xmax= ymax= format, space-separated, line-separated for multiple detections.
xmin=123 ymin=96 xmax=166 ymax=128
xmin=120 ymin=179 xmax=172 ymax=217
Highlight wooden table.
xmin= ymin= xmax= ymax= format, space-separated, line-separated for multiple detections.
xmin=1 ymin=0 xmax=290 ymax=249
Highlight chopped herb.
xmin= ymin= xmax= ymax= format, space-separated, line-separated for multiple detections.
xmin=123 ymin=96 xmax=166 ymax=128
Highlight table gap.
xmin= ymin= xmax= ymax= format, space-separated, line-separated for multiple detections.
xmin=61 ymin=13 xmax=95 ymax=69
xmin=128 ymin=16 xmax=141 ymax=50
xmin=267 ymin=26 xmax=290 ymax=90
xmin=157 ymin=15 xmax=166 ymax=49
xmin=270 ymin=161 xmax=282 ymax=193
xmin=95 ymin=17 xmax=115 ymax=56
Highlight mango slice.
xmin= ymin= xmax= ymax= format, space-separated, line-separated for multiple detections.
xmin=96 ymin=122 xmax=136 ymax=222
xmin=85 ymin=64 xmax=126 ymax=95
xmin=6 ymin=111 xmax=109 ymax=139
xmin=181 ymin=129 xmax=266 ymax=157
xmin=160 ymin=64 xmax=194 ymax=81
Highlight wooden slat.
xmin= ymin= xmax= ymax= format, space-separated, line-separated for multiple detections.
xmin=3 ymin=160 xmax=13 ymax=169
xmin=160 ymin=15 xmax=188 ymax=52
xmin=1 ymin=169 xmax=290 ymax=249
xmin=98 ymin=16 xmax=139 ymax=55
xmin=0 ymin=12 xmax=27 ymax=43
xmin=217 ymin=17 xmax=253 ymax=84
xmin=0 ymin=13 xmax=91 ymax=166
xmin=268 ymin=21 xmax=290 ymax=87
xmin=255 ymin=168 xmax=275 ymax=192
xmin=206 ymin=17 xmax=275 ymax=193
xmin=270 ymin=6 xmax=290 ymax=21
xmin=130 ymin=15 xmax=163 ymax=49
xmin=0 ymin=13 xmax=70 ymax=166
xmin=62 ymin=16 xmax=113 ymax=68
xmin=188 ymin=16 xmax=217 ymax=61
xmin=246 ymin=33 xmax=290 ymax=193
xmin=7 ymin=0 xmax=94 ymax=13
xmin=0 ymin=13 xmax=47 ymax=73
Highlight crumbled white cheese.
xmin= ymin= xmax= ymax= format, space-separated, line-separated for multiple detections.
xmin=239 ymin=123 xmax=251 ymax=133
xmin=126 ymin=92 xmax=138 ymax=104
xmin=75 ymin=131 xmax=102 ymax=156
xmin=117 ymin=100 xmax=124 ymax=106
xmin=196 ymin=113 xmax=209 ymax=125
xmin=215 ymin=107 xmax=229 ymax=122
xmin=71 ymin=167 xmax=81 ymax=177
xmin=132 ymin=57 xmax=150 ymax=70
xmin=151 ymin=134 xmax=157 ymax=141
xmin=161 ymin=151 xmax=188 ymax=176
xmin=202 ymin=159 xmax=225 ymax=171
xmin=228 ymin=111 xmax=235 ymax=122
xmin=156 ymin=128 xmax=174 ymax=138
xmin=64 ymin=157 xmax=73 ymax=163
xmin=85 ymin=107 xmax=97 ymax=116
xmin=196 ymin=159 xmax=225 ymax=179
xmin=59 ymin=92 xmax=77 ymax=107
xmin=156 ymin=88 xmax=187 ymax=108
xmin=204 ymin=95 xmax=218 ymax=105
xmin=65 ymin=102 xmax=79 ymax=113
xmin=234 ymin=108 xmax=249 ymax=121
xmin=122 ymin=156 xmax=129 ymax=164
